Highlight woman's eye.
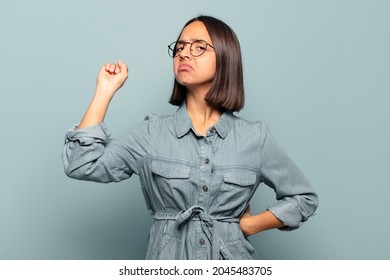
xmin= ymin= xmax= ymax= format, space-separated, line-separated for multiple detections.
xmin=193 ymin=41 xmax=206 ymax=51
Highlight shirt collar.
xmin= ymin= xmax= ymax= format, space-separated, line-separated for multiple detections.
xmin=214 ymin=110 xmax=234 ymax=138
xmin=174 ymin=103 xmax=234 ymax=139
xmin=175 ymin=103 xmax=193 ymax=138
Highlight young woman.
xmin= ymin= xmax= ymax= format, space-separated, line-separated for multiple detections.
xmin=63 ymin=15 xmax=318 ymax=260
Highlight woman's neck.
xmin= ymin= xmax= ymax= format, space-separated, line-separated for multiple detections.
xmin=186 ymin=92 xmax=222 ymax=136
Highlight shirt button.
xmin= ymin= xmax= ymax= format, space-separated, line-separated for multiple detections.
xmin=204 ymin=158 xmax=209 ymax=164
xmin=209 ymin=127 xmax=216 ymax=133
xmin=199 ymin=238 xmax=205 ymax=246
xmin=202 ymin=185 xmax=208 ymax=192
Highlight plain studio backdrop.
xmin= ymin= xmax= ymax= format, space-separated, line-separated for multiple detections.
xmin=0 ymin=0 xmax=389 ymax=259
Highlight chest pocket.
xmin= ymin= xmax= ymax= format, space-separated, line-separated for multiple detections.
xmin=151 ymin=159 xmax=192 ymax=210
xmin=223 ymin=170 xmax=257 ymax=186
xmin=216 ymin=169 xmax=258 ymax=216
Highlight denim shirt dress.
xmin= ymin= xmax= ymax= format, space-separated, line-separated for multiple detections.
xmin=62 ymin=104 xmax=318 ymax=260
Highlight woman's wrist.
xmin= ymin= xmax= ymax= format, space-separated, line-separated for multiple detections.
xmin=77 ymin=94 xmax=111 ymax=129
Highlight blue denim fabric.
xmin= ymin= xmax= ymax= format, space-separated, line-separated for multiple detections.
xmin=63 ymin=103 xmax=318 ymax=259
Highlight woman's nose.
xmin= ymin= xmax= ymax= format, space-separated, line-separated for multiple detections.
xmin=179 ymin=43 xmax=192 ymax=59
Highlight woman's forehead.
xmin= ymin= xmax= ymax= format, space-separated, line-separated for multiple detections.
xmin=179 ymin=21 xmax=211 ymax=42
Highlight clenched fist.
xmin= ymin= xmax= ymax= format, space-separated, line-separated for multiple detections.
xmin=96 ymin=60 xmax=128 ymax=99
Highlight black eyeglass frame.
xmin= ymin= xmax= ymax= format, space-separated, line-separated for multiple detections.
xmin=168 ymin=40 xmax=215 ymax=58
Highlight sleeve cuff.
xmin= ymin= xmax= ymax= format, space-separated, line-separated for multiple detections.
xmin=65 ymin=122 xmax=111 ymax=145
xmin=267 ymin=200 xmax=303 ymax=231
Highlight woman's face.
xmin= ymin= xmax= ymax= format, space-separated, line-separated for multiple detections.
xmin=173 ymin=21 xmax=216 ymax=94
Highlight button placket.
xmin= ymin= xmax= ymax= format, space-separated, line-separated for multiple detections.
xmin=206 ymin=127 xmax=217 ymax=149
xmin=195 ymin=133 xmax=214 ymax=258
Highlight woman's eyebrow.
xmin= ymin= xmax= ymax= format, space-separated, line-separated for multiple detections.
xmin=177 ymin=38 xmax=204 ymax=43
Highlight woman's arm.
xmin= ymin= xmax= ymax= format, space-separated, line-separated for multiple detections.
xmin=78 ymin=60 xmax=128 ymax=129
xmin=239 ymin=206 xmax=284 ymax=236
xmin=239 ymin=123 xmax=318 ymax=235
xmin=62 ymin=60 xmax=151 ymax=183
xmin=262 ymin=124 xmax=318 ymax=231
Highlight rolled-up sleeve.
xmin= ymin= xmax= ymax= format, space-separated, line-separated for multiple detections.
xmin=62 ymin=118 xmax=151 ymax=183
xmin=259 ymin=124 xmax=319 ymax=230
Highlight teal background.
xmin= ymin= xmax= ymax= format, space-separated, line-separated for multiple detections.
xmin=1 ymin=0 xmax=389 ymax=259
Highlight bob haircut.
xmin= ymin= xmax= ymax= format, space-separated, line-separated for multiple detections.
xmin=169 ymin=15 xmax=244 ymax=112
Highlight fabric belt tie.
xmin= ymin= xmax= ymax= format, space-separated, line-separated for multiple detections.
xmin=153 ymin=206 xmax=239 ymax=260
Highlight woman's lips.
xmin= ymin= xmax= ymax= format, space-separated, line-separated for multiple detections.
xmin=178 ymin=63 xmax=193 ymax=71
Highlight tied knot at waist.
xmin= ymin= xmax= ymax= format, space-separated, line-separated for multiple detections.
xmin=153 ymin=205 xmax=240 ymax=260
xmin=154 ymin=205 xmax=239 ymax=224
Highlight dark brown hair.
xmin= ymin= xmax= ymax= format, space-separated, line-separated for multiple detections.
xmin=169 ymin=15 xmax=244 ymax=112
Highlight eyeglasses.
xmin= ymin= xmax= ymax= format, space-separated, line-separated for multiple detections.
xmin=168 ymin=40 xmax=215 ymax=58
